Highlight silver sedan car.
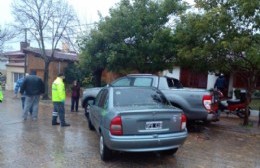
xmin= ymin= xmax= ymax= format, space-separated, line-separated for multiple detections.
xmin=88 ymin=86 xmax=188 ymax=161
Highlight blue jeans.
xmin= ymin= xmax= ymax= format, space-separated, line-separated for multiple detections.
xmin=21 ymin=97 xmax=32 ymax=114
xmin=23 ymin=95 xmax=40 ymax=120
xmin=53 ymin=102 xmax=66 ymax=125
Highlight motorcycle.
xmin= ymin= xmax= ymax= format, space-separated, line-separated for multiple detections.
xmin=217 ymin=89 xmax=251 ymax=118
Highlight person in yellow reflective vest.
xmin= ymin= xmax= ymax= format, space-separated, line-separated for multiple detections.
xmin=52 ymin=73 xmax=70 ymax=127
xmin=0 ymin=83 xmax=3 ymax=103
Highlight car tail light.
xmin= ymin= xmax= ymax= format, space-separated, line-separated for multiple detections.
xmin=110 ymin=116 xmax=123 ymax=135
xmin=181 ymin=114 xmax=187 ymax=130
xmin=202 ymin=95 xmax=213 ymax=112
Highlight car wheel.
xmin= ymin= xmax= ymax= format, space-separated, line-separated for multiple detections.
xmin=163 ymin=148 xmax=178 ymax=155
xmin=100 ymin=134 xmax=112 ymax=161
xmin=84 ymin=104 xmax=90 ymax=119
xmin=88 ymin=117 xmax=95 ymax=131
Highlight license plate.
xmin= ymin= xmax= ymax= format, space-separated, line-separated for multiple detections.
xmin=145 ymin=121 xmax=162 ymax=130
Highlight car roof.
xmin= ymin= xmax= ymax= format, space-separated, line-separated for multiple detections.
xmin=104 ymin=86 xmax=160 ymax=93
xmin=126 ymin=74 xmax=178 ymax=80
xmin=106 ymin=85 xmax=156 ymax=90
xmin=127 ymin=74 xmax=154 ymax=76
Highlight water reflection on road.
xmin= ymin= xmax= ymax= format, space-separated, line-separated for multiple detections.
xmin=0 ymin=91 xmax=259 ymax=168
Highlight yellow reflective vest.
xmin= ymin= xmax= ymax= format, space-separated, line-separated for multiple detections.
xmin=0 ymin=86 xmax=3 ymax=102
xmin=52 ymin=77 xmax=65 ymax=102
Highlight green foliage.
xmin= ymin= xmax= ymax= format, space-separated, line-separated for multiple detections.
xmin=176 ymin=0 xmax=260 ymax=74
xmin=249 ymin=99 xmax=260 ymax=110
xmin=176 ymin=0 xmax=260 ymax=125
xmin=64 ymin=63 xmax=85 ymax=85
xmin=79 ymin=0 xmax=187 ymax=86
xmin=81 ymin=75 xmax=94 ymax=88
xmin=253 ymin=90 xmax=260 ymax=98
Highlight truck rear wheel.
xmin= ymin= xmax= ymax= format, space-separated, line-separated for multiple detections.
xmin=84 ymin=99 xmax=94 ymax=119
xmin=84 ymin=104 xmax=90 ymax=119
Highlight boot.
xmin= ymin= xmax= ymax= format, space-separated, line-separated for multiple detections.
xmin=52 ymin=122 xmax=60 ymax=125
xmin=61 ymin=123 xmax=70 ymax=127
xmin=52 ymin=116 xmax=60 ymax=125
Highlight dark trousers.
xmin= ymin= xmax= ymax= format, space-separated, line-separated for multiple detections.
xmin=53 ymin=102 xmax=66 ymax=125
xmin=71 ymin=97 xmax=79 ymax=112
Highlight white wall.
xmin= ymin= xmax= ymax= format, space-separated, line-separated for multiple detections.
xmin=172 ymin=67 xmax=180 ymax=79
xmin=207 ymin=73 xmax=217 ymax=90
xmin=208 ymin=73 xmax=235 ymax=98
xmin=163 ymin=67 xmax=236 ymax=96
xmin=162 ymin=67 xmax=181 ymax=79
xmin=0 ymin=58 xmax=8 ymax=73
xmin=5 ymin=66 xmax=24 ymax=90
xmin=228 ymin=75 xmax=235 ymax=99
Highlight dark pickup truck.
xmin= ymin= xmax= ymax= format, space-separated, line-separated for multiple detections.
xmin=81 ymin=74 xmax=219 ymax=122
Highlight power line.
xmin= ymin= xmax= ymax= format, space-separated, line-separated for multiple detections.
xmin=66 ymin=22 xmax=98 ymax=28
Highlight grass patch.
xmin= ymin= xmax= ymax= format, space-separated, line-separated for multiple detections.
xmin=239 ymin=121 xmax=254 ymax=128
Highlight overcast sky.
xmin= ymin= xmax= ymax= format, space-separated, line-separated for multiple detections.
xmin=0 ymin=0 xmax=121 ymax=50
xmin=0 ymin=0 xmax=193 ymax=51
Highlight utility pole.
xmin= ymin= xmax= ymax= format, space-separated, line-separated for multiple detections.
xmin=25 ymin=28 xmax=28 ymax=44
xmin=24 ymin=28 xmax=29 ymax=74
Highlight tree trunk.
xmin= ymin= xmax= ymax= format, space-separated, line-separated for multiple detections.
xmin=243 ymin=90 xmax=252 ymax=126
xmin=42 ymin=60 xmax=50 ymax=100
xmin=93 ymin=69 xmax=103 ymax=87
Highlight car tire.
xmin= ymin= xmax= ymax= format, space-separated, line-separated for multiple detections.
xmin=100 ymin=134 xmax=112 ymax=161
xmin=88 ymin=117 xmax=95 ymax=131
xmin=84 ymin=104 xmax=90 ymax=119
xmin=162 ymin=148 xmax=178 ymax=155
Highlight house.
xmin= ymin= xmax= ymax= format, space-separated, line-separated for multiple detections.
xmin=3 ymin=42 xmax=27 ymax=90
xmin=0 ymin=54 xmax=8 ymax=75
xmin=162 ymin=67 xmax=260 ymax=98
xmin=0 ymin=54 xmax=8 ymax=89
xmin=3 ymin=42 xmax=78 ymax=92
xmin=23 ymin=47 xmax=78 ymax=91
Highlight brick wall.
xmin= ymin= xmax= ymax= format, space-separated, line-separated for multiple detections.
xmin=27 ymin=53 xmax=69 ymax=94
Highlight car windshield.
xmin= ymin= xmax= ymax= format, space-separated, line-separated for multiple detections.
xmin=113 ymin=88 xmax=169 ymax=107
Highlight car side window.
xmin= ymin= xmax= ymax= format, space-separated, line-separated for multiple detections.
xmin=97 ymin=89 xmax=108 ymax=108
xmin=95 ymin=90 xmax=103 ymax=106
xmin=112 ymin=77 xmax=131 ymax=86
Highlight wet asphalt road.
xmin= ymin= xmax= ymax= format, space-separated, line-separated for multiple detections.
xmin=0 ymin=91 xmax=259 ymax=168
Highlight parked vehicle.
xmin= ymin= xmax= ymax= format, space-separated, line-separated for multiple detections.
xmin=218 ymin=90 xmax=251 ymax=118
xmin=88 ymin=86 xmax=188 ymax=161
xmin=82 ymin=74 xmax=219 ymax=122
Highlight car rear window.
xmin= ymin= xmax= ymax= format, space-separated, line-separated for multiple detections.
xmin=133 ymin=77 xmax=153 ymax=86
xmin=113 ymin=88 xmax=168 ymax=107
xmin=112 ymin=77 xmax=153 ymax=87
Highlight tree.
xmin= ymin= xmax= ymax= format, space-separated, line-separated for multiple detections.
xmin=79 ymin=29 xmax=109 ymax=87
xmin=64 ymin=62 xmax=85 ymax=85
xmin=11 ymin=0 xmax=78 ymax=99
xmin=174 ymin=0 xmax=260 ymax=125
xmin=79 ymin=0 xmax=187 ymax=86
xmin=0 ymin=27 xmax=15 ymax=52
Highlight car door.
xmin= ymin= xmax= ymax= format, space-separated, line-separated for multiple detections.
xmin=91 ymin=88 xmax=109 ymax=131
